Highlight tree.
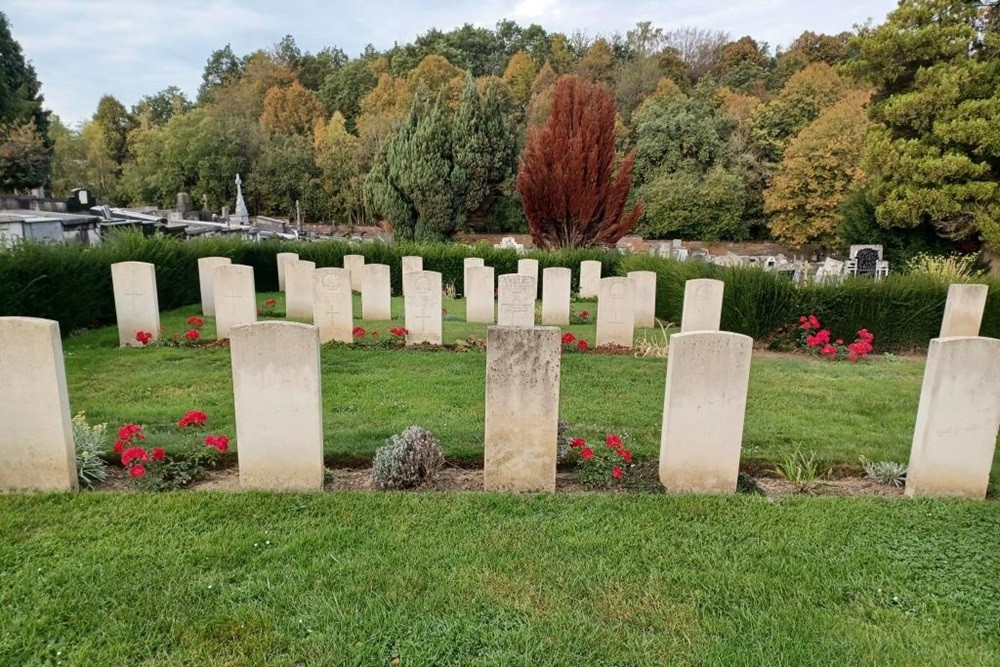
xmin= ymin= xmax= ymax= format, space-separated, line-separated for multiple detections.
xmin=251 ymin=131 xmax=318 ymax=219
xmin=775 ymin=31 xmax=851 ymax=82
xmin=260 ymin=82 xmax=325 ymax=135
xmin=0 ymin=121 xmax=48 ymax=190
xmin=577 ymin=39 xmax=616 ymax=85
xmin=407 ymin=55 xmax=465 ymax=104
xmin=637 ymin=166 xmax=747 ymax=240
xmin=48 ymin=116 xmax=87 ymax=196
xmin=132 ymin=87 xmax=192 ymax=127
xmin=516 ymin=76 xmax=642 ymax=248
xmin=316 ymin=112 xmax=365 ymax=224
xmin=1 ymin=12 xmax=50 ymax=182
xmin=848 ymin=0 xmax=1000 ymax=250
xmin=663 ymin=27 xmax=730 ymax=84
xmin=298 ymin=46 xmax=348 ymax=91
xmin=502 ymin=50 xmax=538 ymax=108
xmin=633 ymin=93 xmax=732 ymax=181
xmin=356 ymin=73 xmax=413 ymax=161
xmin=318 ymin=57 xmax=381 ymax=132
xmin=765 ymin=90 xmax=872 ymax=246
xmin=198 ymin=44 xmax=244 ymax=102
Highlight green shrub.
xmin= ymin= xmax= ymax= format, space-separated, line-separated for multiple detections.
xmin=71 ymin=412 xmax=108 ymax=489
xmin=371 ymin=426 xmax=445 ymax=490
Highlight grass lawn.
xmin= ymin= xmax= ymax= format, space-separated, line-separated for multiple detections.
xmin=1 ymin=492 xmax=999 ymax=665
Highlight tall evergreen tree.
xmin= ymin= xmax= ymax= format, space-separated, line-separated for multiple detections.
xmin=1 ymin=12 xmax=50 ymax=186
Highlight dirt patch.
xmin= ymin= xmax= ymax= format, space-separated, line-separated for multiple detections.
xmin=756 ymin=477 xmax=904 ymax=498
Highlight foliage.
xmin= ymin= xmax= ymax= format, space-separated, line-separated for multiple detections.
xmin=796 ymin=313 xmax=876 ymax=363
xmin=637 ymin=165 xmax=747 ymax=240
xmin=371 ymin=425 xmax=445 ymax=490
xmin=260 ymin=81 xmax=325 ymax=135
xmin=860 ymin=456 xmax=908 ymax=487
xmin=0 ymin=121 xmax=48 ymax=190
xmin=903 ymin=252 xmax=985 ymax=280
xmin=563 ymin=432 xmax=636 ymax=488
xmin=0 ymin=11 xmax=50 ymax=177
xmin=774 ymin=449 xmax=826 ymax=493
xmin=517 ymin=75 xmax=642 ymax=248
xmin=71 ymin=412 xmax=108 ymax=489
xmin=113 ymin=413 xmax=227 ymax=491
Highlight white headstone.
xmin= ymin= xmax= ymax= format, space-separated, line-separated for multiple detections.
xmin=579 ymin=260 xmax=602 ymax=298
xmin=484 ymin=326 xmax=561 ymax=492
xmin=362 ymin=264 xmax=392 ymax=320
xmin=517 ymin=258 xmax=539 ymax=299
xmin=213 ymin=264 xmax=257 ymax=339
xmin=111 ymin=261 xmax=160 ymax=347
xmin=541 ymin=267 xmax=571 ymax=325
xmin=498 ymin=274 xmax=536 ymax=327
xmin=402 ymin=255 xmax=423 ymax=297
xmin=466 ymin=265 xmax=496 ymax=324
xmin=0 ymin=317 xmax=77 ymax=492
xmin=629 ymin=271 xmax=657 ymax=328
xmin=940 ymin=284 xmax=989 ymax=337
xmin=285 ymin=260 xmax=316 ymax=321
xmin=658 ymin=331 xmax=753 ymax=494
xmin=197 ymin=256 xmax=231 ymax=317
xmin=230 ymin=322 xmax=324 ymax=490
xmin=681 ymin=278 xmax=724 ymax=333
xmin=276 ymin=252 xmax=299 ymax=292
xmin=313 ymin=268 xmax=354 ymax=344
xmin=596 ymin=277 xmax=634 ymax=348
xmin=905 ymin=336 xmax=1000 ymax=499
xmin=404 ymin=271 xmax=443 ymax=345
xmin=343 ymin=254 xmax=365 ymax=292
xmin=463 ymin=257 xmax=485 ymax=298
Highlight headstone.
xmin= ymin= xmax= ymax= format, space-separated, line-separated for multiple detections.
xmin=111 ymin=261 xmax=160 ymax=347
xmin=466 ymin=265 xmax=496 ymax=324
xmin=362 ymin=264 xmax=392 ymax=320
xmin=404 ymin=271 xmax=443 ymax=345
xmin=629 ymin=271 xmax=657 ymax=328
xmin=659 ymin=331 xmax=753 ymax=494
xmin=498 ymin=274 xmax=536 ymax=326
xmin=680 ymin=279 xmax=724 ymax=333
xmin=401 ymin=256 xmax=423 ymax=297
xmin=313 ymin=268 xmax=354 ymax=344
xmin=940 ymin=284 xmax=989 ymax=337
xmin=579 ymin=260 xmax=602 ymax=298
xmin=463 ymin=257 xmax=485 ymax=297
xmin=230 ymin=322 xmax=324 ymax=490
xmin=596 ymin=277 xmax=634 ymax=348
xmin=541 ymin=267 xmax=571 ymax=325
xmin=517 ymin=258 xmax=539 ymax=298
xmin=0 ymin=317 xmax=77 ymax=492
xmin=197 ymin=256 xmax=231 ymax=317
xmin=176 ymin=192 xmax=192 ymax=214
xmin=213 ymin=264 xmax=257 ymax=339
xmin=233 ymin=173 xmax=249 ymax=225
xmin=484 ymin=326 xmax=561 ymax=492
xmin=343 ymin=254 xmax=365 ymax=292
xmin=276 ymin=252 xmax=299 ymax=292
xmin=904 ymin=336 xmax=1000 ymax=499
xmin=285 ymin=260 xmax=316 ymax=321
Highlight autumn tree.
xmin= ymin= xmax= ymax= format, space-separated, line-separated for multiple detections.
xmin=318 ymin=57 xmax=381 ymax=131
xmin=315 ymin=112 xmax=365 ymax=224
xmin=516 ymin=76 xmax=641 ymax=248
xmin=0 ymin=121 xmax=48 ymax=190
xmin=577 ymin=38 xmax=616 ymax=85
xmin=260 ymin=81 xmax=325 ymax=134
xmin=502 ymin=50 xmax=538 ymax=108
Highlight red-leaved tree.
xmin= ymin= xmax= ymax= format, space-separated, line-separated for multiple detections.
xmin=516 ymin=76 xmax=642 ymax=248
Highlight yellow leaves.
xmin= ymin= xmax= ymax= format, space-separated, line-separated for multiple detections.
xmin=502 ymin=50 xmax=538 ymax=108
xmin=260 ymin=81 xmax=325 ymax=135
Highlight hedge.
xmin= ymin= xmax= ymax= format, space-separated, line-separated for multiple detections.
xmin=2 ymin=231 xmax=997 ymax=350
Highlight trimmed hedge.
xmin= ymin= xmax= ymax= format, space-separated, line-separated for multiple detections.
xmin=2 ymin=231 xmax=997 ymax=350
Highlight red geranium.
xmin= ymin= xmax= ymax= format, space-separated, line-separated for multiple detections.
xmin=580 ymin=447 xmax=594 ymax=461
xmin=611 ymin=466 xmax=624 ymax=480
xmin=577 ymin=340 xmax=588 ymax=352
xmin=562 ymin=332 xmax=575 ymax=345
xmin=184 ymin=328 xmax=200 ymax=342
xmin=579 ymin=311 xmax=589 ymax=319
xmin=352 ymin=326 xmax=366 ymax=338
xmin=371 ymin=331 xmax=380 ymax=338
xmin=129 ymin=464 xmax=146 ymax=479
xmin=204 ymin=434 xmax=230 ymax=453
xmin=178 ymin=410 xmax=208 ymax=428
xmin=186 ymin=316 xmax=204 ymax=328
xmin=619 ymin=449 xmax=633 ymax=463
xmin=135 ymin=330 xmax=153 ymax=346
xmin=570 ymin=437 xmax=586 ymax=448
xmin=118 ymin=423 xmax=145 ymax=441
xmin=152 ymin=447 xmax=166 ymax=462
xmin=121 ymin=447 xmax=150 ymax=466
xmin=263 ymin=298 xmax=277 ymax=307
xmin=606 ymin=433 xmax=623 ymax=449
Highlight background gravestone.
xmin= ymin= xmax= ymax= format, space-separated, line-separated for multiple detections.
xmin=404 ymin=271 xmax=443 ymax=345
xmin=111 ymin=261 xmax=160 ymax=347
xmin=517 ymin=258 xmax=539 ymax=299
xmin=402 ymin=256 xmax=423 ymax=297
xmin=213 ymin=264 xmax=257 ymax=339
xmin=629 ymin=271 xmax=657 ymax=328
xmin=343 ymin=254 xmax=365 ymax=292
xmin=498 ymin=274 xmax=536 ymax=326
xmin=680 ymin=279 xmax=724 ymax=333
xmin=276 ymin=252 xmax=298 ymax=292
xmin=285 ymin=260 xmax=316 ymax=321
xmin=362 ymin=264 xmax=392 ymax=320
xmin=579 ymin=260 xmax=602 ymax=298
xmin=596 ymin=277 xmax=634 ymax=348
xmin=466 ymin=265 xmax=496 ymax=324
xmin=541 ymin=267 xmax=571 ymax=325
xmin=463 ymin=257 xmax=485 ymax=298
xmin=197 ymin=256 xmax=231 ymax=317
xmin=313 ymin=268 xmax=353 ymax=343
xmin=940 ymin=283 xmax=989 ymax=337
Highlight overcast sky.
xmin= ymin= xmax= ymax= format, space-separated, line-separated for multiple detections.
xmin=6 ymin=0 xmax=899 ymax=125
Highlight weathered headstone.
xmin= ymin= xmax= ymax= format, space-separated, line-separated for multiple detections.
xmin=404 ymin=271 xmax=443 ymax=345
xmin=680 ymin=278 xmax=724 ymax=333
xmin=111 ymin=261 xmax=161 ymax=347
xmin=498 ymin=274 xmax=536 ymax=326
xmin=466 ymin=265 xmax=496 ymax=324
xmin=904 ymin=336 xmax=1000 ymax=499
xmin=463 ymin=257 xmax=485 ymax=298
xmin=276 ymin=252 xmax=299 ymax=292
xmin=343 ymin=254 xmax=365 ymax=292
xmin=579 ymin=260 xmax=602 ymax=298
xmin=484 ymin=326 xmax=561 ymax=492
xmin=362 ymin=264 xmax=392 ymax=320
xmin=518 ymin=258 xmax=539 ymax=298
xmin=285 ymin=260 xmax=316 ymax=321
xmin=213 ymin=264 xmax=257 ymax=339
xmin=176 ymin=192 xmax=192 ymax=214
xmin=629 ymin=271 xmax=657 ymax=328
xmin=402 ymin=255 xmax=423 ymax=297
xmin=541 ymin=267 xmax=571 ymax=325
xmin=230 ymin=322 xmax=324 ymax=490
xmin=313 ymin=268 xmax=353 ymax=344
xmin=0 ymin=317 xmax=77 ymax=492
xmin=197 ymin=256 xmax=231 ymax=317
xmin=658 ymin=331 xmax=753 ymax=494
xmin=940 ymin=284 xmax=989 ymax=337
xmin=596 ymin=277 xmax=634 ymax=348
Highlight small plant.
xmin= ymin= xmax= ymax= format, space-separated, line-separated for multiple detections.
xmin=634 ymin=322 xmax=670 ymax=358
xmin=774 ymin=449 xmax=826 ymax=493
xmin=904 ymin=252 xmax=984 ymax=280
xmin=371 ymin=426 xmax=445 ymax=490
xmin=564 ymin=431 xmax=636 ymax=488
xmin=560 ymin=331 xmax=590 ymax=353
xmin=860 ymin=456 xmax=907 ymax=487
xmin=350 ymin=326 xmax=407 ymax=349
xmin=442 ymin=282 xmax=457 ymax=300
xmin=135 ymin=315 xmax=204 ymax=348
xmin=570 ymin=310 xmax=591 ymax=324
xmin=797 ymin=314 xmax=874 ymax=363
xmin=71 ymin=412 xmax=108 ymax=488
xmin=736 ymin=472 xmax=763 ymax=495
xmin=258 ymin=298 xmax=279 ymax=317
xmin=452 ymin=336 xmax=486 ymax=352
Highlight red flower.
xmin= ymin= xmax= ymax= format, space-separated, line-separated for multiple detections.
xmin=121 ymin=447 xmax=150 ymax=466
xmin=152 ymin=447 xmax=166 ymax=462
xmin=820 ymin=344 xmax=837 ymax=359
xmin=606 ymin=433 xmax=622 ymax=449
xmin=390 ymin=327 xmax=408 ymax=337
xmin=118 ymin=423 xmax=145 ymax=441
xmin=352 ymin=326 xmax=366 ymax=338
xmin=129 ymin=464 xmax=146 ymax=479
xmin=580 ymin=447 xmax=594 ymax=461
xmin=570 ymin=437 xmax=586 ymax=448
xmin=204 ymin=434 xmax=230 ymax=453
xmin=799 ymin=316 xmax=807 ymax=324
xmin=611 ymin=466 xmax=624 ymax=480
xmin=577 ymin=340 xmax=588 ymax=352
xmin=113 ymin=439 xmax=126 ymax=453
xmin=561 ymin=332 xmax=575 ymax=345
xmin=184 ymin=328 xmax=200 ymax=342
xmin=263 ymin=298 xmax=277 ymax=307
xmin=135 ymin=330 xmax=152 ymax=346
xmin=808 ymin=314 xmax=821 ymax=330
xmin=579 ymin=310 xmax=589 ymax=319
xmin=619 ymin=449 xmax=633 ymax=463
xmin=186 ymin=316 xmax=204 ymax=328
xmin=836 ymin=339 xmax=844 ymax=345
xmin=178 ymin=410 xmax=208 ymax=428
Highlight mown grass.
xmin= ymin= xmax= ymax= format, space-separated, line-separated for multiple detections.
xmin=1 ymin=492 xmax=999 ymax=665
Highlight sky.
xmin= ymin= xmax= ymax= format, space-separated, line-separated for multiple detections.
xmin=5 ymin=0 xmax=900 ymax=125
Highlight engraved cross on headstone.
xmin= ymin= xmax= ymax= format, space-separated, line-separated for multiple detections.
xmin=121 ymin=276 xmax=145 ymax=317
xmin=222 ymin=282 xmax=245 ymax=318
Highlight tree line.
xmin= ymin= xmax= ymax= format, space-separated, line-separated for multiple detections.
xmin=1 ymin=1 xmax=998 ymax=258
